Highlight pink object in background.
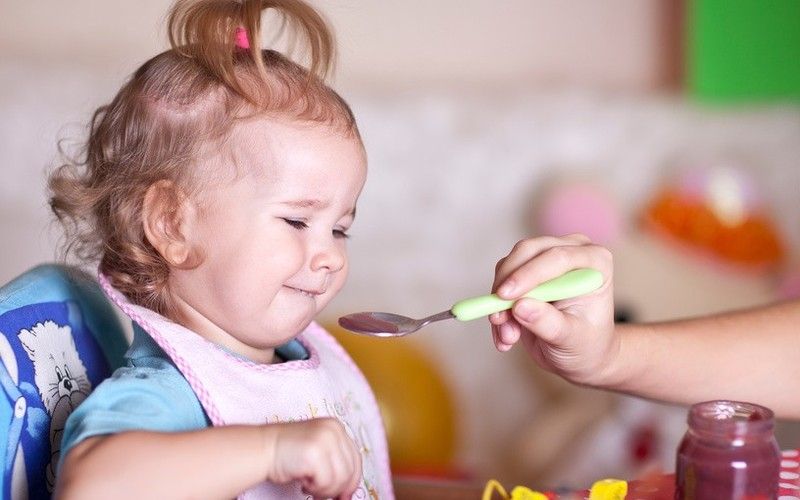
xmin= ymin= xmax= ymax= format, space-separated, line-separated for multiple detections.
xmin=537 ymin=183 xmax=622 ymax=247
xmin=777 ymin=268 xmax=800 ymax=300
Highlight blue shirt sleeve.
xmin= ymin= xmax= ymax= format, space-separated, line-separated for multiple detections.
xmin=57 ymin=322 xmax=310 ymax=473
xmin=57 ymin=326 xmax=209 ymax=471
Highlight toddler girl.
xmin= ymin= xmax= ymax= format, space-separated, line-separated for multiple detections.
xmin=48 ymin=0 xmax=392 ymax=498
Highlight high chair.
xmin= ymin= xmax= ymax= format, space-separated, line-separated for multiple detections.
xmin=0 ymin=264 xmax=129 ymax=499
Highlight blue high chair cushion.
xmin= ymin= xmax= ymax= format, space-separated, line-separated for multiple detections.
xmin=0 ymin=264 xmax=129 ymax=499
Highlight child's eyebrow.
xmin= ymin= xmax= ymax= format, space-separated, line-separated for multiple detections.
xmin=281 ymin=199 xmax=357 ymax=218
xmin=281 ymin=199 xmax=325 ymax=209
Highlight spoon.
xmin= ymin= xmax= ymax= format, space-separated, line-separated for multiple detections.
xmin=337 ymin=268 xmax=603 ymax=337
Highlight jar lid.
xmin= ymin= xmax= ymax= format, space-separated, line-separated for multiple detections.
xmin=688 ymin=400 xmax=775 ymax=438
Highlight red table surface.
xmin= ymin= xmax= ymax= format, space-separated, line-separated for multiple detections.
xmin=393 ymin=449 xmax=800 ymax=499
xmin=591 ymin=448 xmax=800 ymax=500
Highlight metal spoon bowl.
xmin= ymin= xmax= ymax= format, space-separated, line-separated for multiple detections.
xmin=338 ymin=310 xmax=456 ymax=338
xmin=337 ymin=268 xmax=603 ymax=337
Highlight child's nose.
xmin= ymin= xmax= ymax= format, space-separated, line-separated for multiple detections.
xmin=310 ymin=240 xmax=346 ymax=273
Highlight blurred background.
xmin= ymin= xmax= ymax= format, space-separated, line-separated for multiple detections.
xmin=2 ymin=0 xmax=800 ymax=492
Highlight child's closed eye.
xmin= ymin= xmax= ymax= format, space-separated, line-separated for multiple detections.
xmin=284 ymin=218 xmax=350 ymax=239
xmin=283 ymin=218 xmax=308 ymax=230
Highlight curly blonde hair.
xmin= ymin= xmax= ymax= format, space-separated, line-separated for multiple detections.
xmin=48 ymin=0 xmax=360 ymax=317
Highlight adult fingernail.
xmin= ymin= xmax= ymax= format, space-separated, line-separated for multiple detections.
xmin=497 ymin=280 xmax=516 ymax=297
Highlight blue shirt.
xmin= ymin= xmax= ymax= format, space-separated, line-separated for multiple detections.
xmin=58 ymin=325 xmax=308 ymax=472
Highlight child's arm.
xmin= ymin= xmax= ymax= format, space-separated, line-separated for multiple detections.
xmin=489 ymin=234 xmax=800 ymax=419
xmin=55 ymin=418 xmax=361 ymax=500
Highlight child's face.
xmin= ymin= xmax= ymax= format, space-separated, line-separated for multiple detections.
xmin=169 ymin=117 xmax=367 ymax=363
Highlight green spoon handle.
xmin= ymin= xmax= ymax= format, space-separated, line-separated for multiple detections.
xmin=450 ymin=268 xmax=603 ymax=322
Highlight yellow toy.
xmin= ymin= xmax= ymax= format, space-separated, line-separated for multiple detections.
xmin=481 ymin=477 xmax=627 ymax=499
xmin=482 ymin=479 xmax=549 ymax=500
xmin=589 ymin=478 xmax=628 ymax=499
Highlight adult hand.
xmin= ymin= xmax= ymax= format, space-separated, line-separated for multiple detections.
xmin=489 ymin=234 xmax=616 ymax=386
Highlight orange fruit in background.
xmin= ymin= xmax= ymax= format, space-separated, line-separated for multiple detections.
xmin=642 ymin=188 xmax=784 ymax=270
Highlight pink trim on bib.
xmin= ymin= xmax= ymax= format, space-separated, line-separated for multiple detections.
xmin=98 ymin=273 xmax=224 ymax=424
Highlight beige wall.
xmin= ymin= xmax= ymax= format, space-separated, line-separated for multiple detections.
xmin=1 ymin=0 xmax=674 ymax=90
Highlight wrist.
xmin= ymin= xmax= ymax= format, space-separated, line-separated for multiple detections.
xmin=584 ymin=322 xmax=634 ymax=391
xmin=257 ymin=425 xmax=279 ymax=482
xmin=596 ymin=322 xmax=653 ymax=393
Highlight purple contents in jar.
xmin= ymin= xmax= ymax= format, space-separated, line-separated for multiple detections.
xmin=675 ymin=400 xmax=780 ymax=499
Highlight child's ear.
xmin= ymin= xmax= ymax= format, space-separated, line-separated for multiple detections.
xmin=142 ymin=180 xmax=201 ymax=269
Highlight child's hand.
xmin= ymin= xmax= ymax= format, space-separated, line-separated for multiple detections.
xmin=265 ymin=417 xmax=362 ymax=498
xmin=488 ymin=234 xmax=616 ymax=386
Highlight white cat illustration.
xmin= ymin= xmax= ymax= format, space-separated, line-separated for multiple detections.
xmin=18 ymin=320 xmax=92 ymax=492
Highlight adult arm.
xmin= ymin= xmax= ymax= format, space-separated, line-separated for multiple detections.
xmin=605 ymin=300 xmax=800 ymax=418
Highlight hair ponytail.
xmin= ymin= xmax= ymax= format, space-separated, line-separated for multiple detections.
xmin=167 ymin=0 xmax=335 ymax=102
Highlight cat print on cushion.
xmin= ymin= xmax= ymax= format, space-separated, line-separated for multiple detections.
xmin=18 ymin=320 xmax=92 ymax=492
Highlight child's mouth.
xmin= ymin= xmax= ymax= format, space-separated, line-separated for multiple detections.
xmin=288 ymin=286 xmax=319 ymax=298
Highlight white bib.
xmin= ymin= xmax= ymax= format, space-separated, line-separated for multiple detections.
xmin=99 ymin=273 xmax=393 ymax=499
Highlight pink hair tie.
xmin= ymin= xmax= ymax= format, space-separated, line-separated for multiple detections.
xmin=234 ymin=27 xmax=250 ymax=50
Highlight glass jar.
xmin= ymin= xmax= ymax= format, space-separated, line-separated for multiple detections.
xmin=675 ymin=400 xmax=780 ymax=499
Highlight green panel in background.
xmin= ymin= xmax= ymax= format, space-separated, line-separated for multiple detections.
xmin=687 ymin=0 xmax=800 ymax=102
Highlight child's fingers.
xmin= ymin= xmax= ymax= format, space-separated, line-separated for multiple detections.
xmin=276 ymin=418 xmax=363 ymax=498
xmin=339 ymin=434 xmax=362 ymax=496
xmin=302 ymin=445 xmax=360 ymax=498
